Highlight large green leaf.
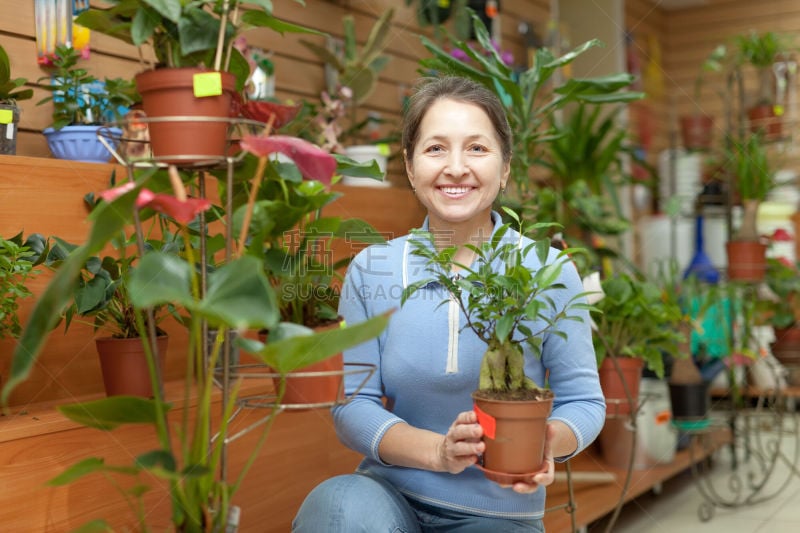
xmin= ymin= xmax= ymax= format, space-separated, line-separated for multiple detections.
xmin=199 ymin=255 xmax=279 ymax=331
xmin=128 ymin=252 xmax=195 ymax=309
xmin=240 ymin=311 xmax=391 ymax=373
xmin=241 ymin=12 xmax=325 ymax=36
xmin=58 ymin=396 xmax=171 ymax=430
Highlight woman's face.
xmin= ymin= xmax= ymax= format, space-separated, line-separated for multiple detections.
xmin=406 ymin=98 xmax=509 ymax=229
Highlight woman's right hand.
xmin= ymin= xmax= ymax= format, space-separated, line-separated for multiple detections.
xmin=437 ymin=410 xmax=486 ymax=474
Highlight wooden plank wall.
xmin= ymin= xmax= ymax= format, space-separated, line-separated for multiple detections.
xmin=1 ymin=0 xmax=549 ymax=184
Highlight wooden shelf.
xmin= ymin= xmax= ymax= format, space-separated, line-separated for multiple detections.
xmin=543 ymin=425 xmax=731 ymax=532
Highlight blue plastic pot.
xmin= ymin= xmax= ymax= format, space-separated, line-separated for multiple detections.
xmin=43 ymin=125 xmax=121 ymax=163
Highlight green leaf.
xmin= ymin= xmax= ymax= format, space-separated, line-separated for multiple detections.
xmin=242 ymin=12 xmax=325 ymax=36
xmin=249 ymin=311 xmax=391 ymax=373
xmin=136 ymin=450 xmax=176 ymax=472
xmin=128 ymin=252 xmax=195 ymax=309
xmin=58 ymin=396 xmax=171 ymax=430
xmin=48 ymin=458 xmax=107 ymax=486
xmin=142 ymin=0 xmax=181 ymax=23
xmin=70 ymin=520 xmax=114 ymax=533
xmin=199 ymin=255 xmax=280 ymax=331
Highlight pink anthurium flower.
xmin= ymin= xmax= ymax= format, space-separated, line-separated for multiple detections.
xmin=98 ymin=184 xmax=211 ymax=224
xmin=241 ymin=134 xmax=337 ymax=185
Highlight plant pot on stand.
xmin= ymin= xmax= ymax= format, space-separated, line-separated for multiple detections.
xmin=135 ymin=68 xmax=236 ymax=165
xmin=597 ymin=357 xmax=644 ymax=468
xmin=679 ymin=114 xmax=714 ymax=151
xmin=96 ymin=335 xmax=168 ymax=398
xmin=259 ymin=319 xmax=345 ymax=408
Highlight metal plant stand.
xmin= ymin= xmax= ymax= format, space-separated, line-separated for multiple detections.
xmin=98 ymin=115 xmax=376 ymax=509
xmin=686 ymin=371 xmax=800 ymax=522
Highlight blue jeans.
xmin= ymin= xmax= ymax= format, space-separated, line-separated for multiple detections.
xmin=292 ymin=473 xmax=545 ymax=532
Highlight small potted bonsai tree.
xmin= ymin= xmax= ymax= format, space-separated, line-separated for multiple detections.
xmin=724 ymin=132 xmax=776 ymax=281
xmin=37 ymin=45 xmax=137 ymax=163
xmin=402 ymin=208 xmax=590 ymax=483
xmin=0 ymin=43 xmax=34 ymax=155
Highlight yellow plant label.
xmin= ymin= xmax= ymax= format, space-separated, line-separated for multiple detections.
xmin=193 ymin=72 xmax=223 ymax=98
xmin=0 ymin=109 xmax=13 ymax=124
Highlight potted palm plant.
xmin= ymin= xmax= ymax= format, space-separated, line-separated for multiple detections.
xmin=0 ymin=43 xmax=34 ymax=155
xmin=402 ymin=208 xmax=590 ymax=484
xmin=724 ymin=132 xmax=776 ymax=282
xmin=733 ymin=30 xmax=794 ymax=139
xmin=37 ymin=45 xmax=137 ymax=163
xmin=75 ymin=0 xmax=323 ymax=163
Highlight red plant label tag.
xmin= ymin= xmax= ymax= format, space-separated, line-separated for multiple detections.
xmin=473 ymin=403 xmax=496 ymax=440
xmin=193 ymin=72 xmax=223 ymax=98
xmin=655 ymin=410 xmax=671 ymax=425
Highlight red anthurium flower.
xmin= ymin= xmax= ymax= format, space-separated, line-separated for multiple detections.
xmin=241 ymin=101 xmax=301 ymax=129
xmin=241 ymin=134 xmax=337 ymax=184
xmin=772 ymin=228 xmax=793 ymax=242
xmin=99 ymin=184 xmax=211 ymax=224
xmin=145 ymin=193 xmax=211 ymax=224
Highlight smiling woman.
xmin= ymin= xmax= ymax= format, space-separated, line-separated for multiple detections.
xmin=291 ymin=76 xmax=604 ymax=533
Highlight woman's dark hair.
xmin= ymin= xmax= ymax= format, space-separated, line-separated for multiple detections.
xmin=401 ymin=76 xmax=512 ymax=162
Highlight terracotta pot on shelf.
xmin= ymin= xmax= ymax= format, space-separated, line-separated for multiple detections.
xmin=96 ymin=335 xmax=168 ymax=398
xmin=598 ymin=357 xmax=644 ymax=417
xmin=725 ymin=240 xmax=767 ymax=282
xmin=135 ymin=68 xmax=235 ymax=165
xmin=747 ymin=104 xmax=782 ymax=140
xmin=259 ymin=320 xmax=345 ymax=408
xmin=472 ymin=389 xmax=554 ymax=484
xmin=771 ymin=325 xmax=800 ymax=368
xmin=679 ymin=114 xmax=714 ymax=151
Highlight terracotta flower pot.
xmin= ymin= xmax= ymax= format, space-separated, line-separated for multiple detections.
xmin=725 ymin=240 xmax=767 ymax=282
xmin=598 ymin=357 xmax=644 ymax=417
xmin=135 ymin=68 xmax=235 ymax=165
xmin=679 ymin=114 xmax=713 ymax=151
xmin=771 ymin=325 xmax=800 ymax=368
xmin=259 ymin=320 xmax=345 ymax=408
xmin=472 ymin=389 xmax=554 ymax=484
xmin=96 ymin=335 xmax=168 ymax=397
xmin=747 ymin=104 xmax=782 ymax=139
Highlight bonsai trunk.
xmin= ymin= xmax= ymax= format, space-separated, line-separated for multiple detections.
xmin=479 ymin=341 xmax=528 ymax=391
xmin=734 ymin=199 xmax=761 ymax=241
